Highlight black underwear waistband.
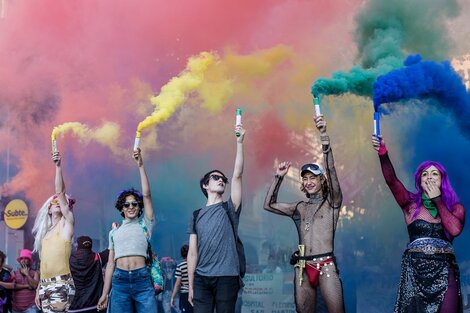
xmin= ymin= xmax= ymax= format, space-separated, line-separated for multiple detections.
xmin=290 ymin=251 xmax=334 ymax=265
xmin=299 ymin=252 xmax=333 ymax=260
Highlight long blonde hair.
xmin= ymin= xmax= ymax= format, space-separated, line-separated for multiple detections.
xmin=32 ymin=194 xmax=74 ymax=255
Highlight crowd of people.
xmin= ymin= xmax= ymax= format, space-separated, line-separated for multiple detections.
xmin=0 ymin=114 xmax=467 ymax=313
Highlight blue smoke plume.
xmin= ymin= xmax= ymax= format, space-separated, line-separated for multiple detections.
xmin=373 ymin=54 xmax=470 ymax=138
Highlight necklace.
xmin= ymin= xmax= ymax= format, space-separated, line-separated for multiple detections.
xmin=304 ymin=203 xmax=323 ymax=231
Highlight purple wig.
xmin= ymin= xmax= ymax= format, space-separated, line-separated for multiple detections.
xmin=411 ymin=161 xmax=459 ymax=220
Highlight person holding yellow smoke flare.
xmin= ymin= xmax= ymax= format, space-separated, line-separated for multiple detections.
xmin=97 ymin=146 xmax=159 ymax=313
xmin=33 ymin=150 xmax=76 ymax=312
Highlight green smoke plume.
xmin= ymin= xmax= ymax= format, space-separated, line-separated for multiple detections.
xmin=312 ymin=0 xmax=460 ymax=97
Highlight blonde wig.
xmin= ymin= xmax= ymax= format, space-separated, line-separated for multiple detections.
xmin=32 ymin=194 xmax=75 ymax=255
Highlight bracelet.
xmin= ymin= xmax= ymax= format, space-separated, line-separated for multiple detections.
xmin=320 ymin=135 xmax=330 ymax=141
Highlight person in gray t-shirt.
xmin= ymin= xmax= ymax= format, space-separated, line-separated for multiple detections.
xmin=187 ymin=124 xmax=245 ymax=313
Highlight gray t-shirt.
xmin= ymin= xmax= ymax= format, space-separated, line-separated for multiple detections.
xmin=109 ymin=215 xmax=154 ymax=260
xmin=188 ymin=198 xmax=241 ymax=276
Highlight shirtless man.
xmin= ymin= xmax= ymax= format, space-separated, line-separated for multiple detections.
xmin=264 ymin=115 xmax=344 ymax=313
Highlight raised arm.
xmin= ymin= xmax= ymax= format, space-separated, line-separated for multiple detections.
xmin=231 ymin=125 xmax=245 ymax=211
xmin=263 ymin=161 xmax=297 ymax=216
xmin=316 ymin=115 xmax=342 ymax=208
xmin=372 ymin=136 xmax=411 ymax=209
xmin=187 ymin=233 xmax=198 ymax=307
xmin=52 ymin=152 xmax=74 ymax=234
xmin=133 ymin=148 xmax=154 ymax=221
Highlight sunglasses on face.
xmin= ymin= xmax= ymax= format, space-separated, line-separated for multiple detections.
xmin=123 ymin=201 xmax=139 ymax=209
xmin=210 ymin=174 xmax=228 ymax=184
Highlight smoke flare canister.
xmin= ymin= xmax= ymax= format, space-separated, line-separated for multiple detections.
xmin=51 ymin=134 xmax=58 ymax=153
xmin=314 ymin=96 xmax=321 ymax=116
xmin=374 ymin=112 xmax=381 ymax=137
xmin=134 ymin=131 xmax=141 ymax=150
xmin=235 ymin=108 xmax=242 ymax=137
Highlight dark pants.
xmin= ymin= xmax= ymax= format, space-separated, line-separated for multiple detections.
xmin=193 ymin=274 xmax=240 ymax=313
xmin=179 ymin=293 xmax=193 ymax=313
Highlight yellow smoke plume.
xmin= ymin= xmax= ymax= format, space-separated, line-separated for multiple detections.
xmin=51 ymin=121 xmax=123 ymax=155
xmin=136 ymin=45 xmax=293 ymax=134
xmin=136 ymin=52 xmax=216 ymax=133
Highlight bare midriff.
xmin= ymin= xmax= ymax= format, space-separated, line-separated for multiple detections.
xmin=116 ymin=255 xmax=146 ymax=271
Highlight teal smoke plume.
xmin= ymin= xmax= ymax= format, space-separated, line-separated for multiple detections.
xmin=311 ymin=0 xmax=459 ymax=98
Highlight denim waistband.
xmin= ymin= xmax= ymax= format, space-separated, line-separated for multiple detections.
xmin=114 ymin=266 xmax=147 ymax=275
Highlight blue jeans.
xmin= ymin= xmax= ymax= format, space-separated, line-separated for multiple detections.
xmin=193 ymin=274 xmax=240 ymax=313
xmin=110 ymin=267 xmax=158 ymax=313
xmin=161 ymin=290 xmax=172 ymax=313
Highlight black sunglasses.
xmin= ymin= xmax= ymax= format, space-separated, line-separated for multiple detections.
xmin=210 ymin=174 xmax=228 ymax=184
xmin=123 ymin=201 xmax=139 ymax=209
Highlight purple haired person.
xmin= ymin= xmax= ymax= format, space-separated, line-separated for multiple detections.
xmin=372 ymin=135 xmax=465 ymax=313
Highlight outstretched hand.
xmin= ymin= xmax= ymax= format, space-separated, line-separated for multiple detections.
xmin=276 ymin=161 xmax=291 ymax=177
xmin=235 ymin=125 xmax=246 ymax=143
xmin=371 ymin=135 xmax=383 ymax=152
xmin=133 ymin=148 xmax=143 ymax=167
xmin=314 ymin=115 xmax=326 ymax=134
xmin=51 ymin=151 xmax=62 ymax=166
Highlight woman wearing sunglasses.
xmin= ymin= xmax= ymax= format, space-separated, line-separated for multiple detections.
xmin=32 ymin=151 xmax=76 ymax=313
xmin=372 ymin=135 xmax=465 ymax=313
xmin=97 ymin=148 xmax=157 ymax=312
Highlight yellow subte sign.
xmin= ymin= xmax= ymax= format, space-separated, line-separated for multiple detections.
xmin=4 ymin=199 xmax=28 ymax=230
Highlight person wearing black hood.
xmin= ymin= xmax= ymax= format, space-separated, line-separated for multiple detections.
xmin=69 ymin=236 xmax=109 ymax=313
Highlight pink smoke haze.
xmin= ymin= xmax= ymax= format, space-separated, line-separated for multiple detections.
xmin=0 ymin=0 xmax=361 ymax=212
